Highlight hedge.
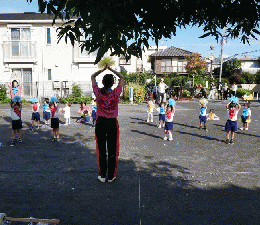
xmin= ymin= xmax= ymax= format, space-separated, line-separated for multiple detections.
xmin=124 ymin=82 xmax=145 ymax=104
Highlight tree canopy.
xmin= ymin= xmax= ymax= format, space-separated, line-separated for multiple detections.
xmin=185 ymin=53 xmax=207 ymax=76
xmin=29 ymin=0 xmax=260 ymax=63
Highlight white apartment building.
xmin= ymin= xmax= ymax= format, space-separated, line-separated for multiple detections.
xmin=0 ymin=12 xmax=164 ymax=99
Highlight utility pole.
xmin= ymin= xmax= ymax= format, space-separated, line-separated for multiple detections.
xmin=219 ymin=28 xmax=225 ymax=83
xmin=210 ymin=45 xmax=215 ymax=79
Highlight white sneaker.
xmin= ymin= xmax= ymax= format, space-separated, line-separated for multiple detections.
xmin=151 ymin=120 xmax=153 ymax=122
xmin=98 ymin=176 xmax=106 ymax=183
xmin=168 ymin=138 xmax=173 ymax=141
xmin=108 ymin=177 xmax=116 ymax=183
xmin=240 ymin=128 xmax=244 ymax=130
xmin=147 ymin=120 xmax=149 ymax=122
xmin=158 ymin=125 xmax=161 ymax=128
xmin=245 ymin=128 xmax=248 ymax=130
xmin=163 ymin=136 xmax=168 ymax=141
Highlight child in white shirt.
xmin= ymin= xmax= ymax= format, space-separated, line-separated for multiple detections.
xmin=225 ymin=102 xmax=241 ymax=144
xmin=164 ymin=104 xmax=175 ymax=141
xmin=64 ymin=102 xmax=71 ymax=125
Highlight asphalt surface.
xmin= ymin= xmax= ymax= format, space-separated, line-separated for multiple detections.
xmin=0 ymin=100 xmax=260 ymax=224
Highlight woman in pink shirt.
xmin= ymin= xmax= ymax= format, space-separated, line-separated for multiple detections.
xmin=91 ymin=67 xmax=125 ymax=183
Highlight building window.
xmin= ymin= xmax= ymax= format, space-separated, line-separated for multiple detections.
xmin=161 ymin=59 xmax=187 ymax=73
xmin=161 ymin=59 xmax=172 ymax=72
xmin=48 ymin=69 xmax=52 ymax=80
xmin=11 ymin=28 xmax=31 ymax=57
xmin=46 ymin=28 xmax=51 ymax=44
xmin=119 ymin=55 xmax=131 ymax=65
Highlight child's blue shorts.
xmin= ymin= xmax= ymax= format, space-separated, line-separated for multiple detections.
xmin=91 ymin=110 xmax=96 ymax=120
xmin=51 ymin=118 xmax=59 ymax=129
xmin=241 ymin=115 xmax=248 ymax=123
xmin=165 ymin=121 xmax=173 ymax=131
xmin=31 ymin=112 xmax=40 ymax=121
xmin=225 ymin=120 xmax=237 ymax=132
xmin=199 ymin=115 xmax=207 ymax=123
xmin=159 ymin=114 xmax=165 ymax=122
xmin=12 ymin=119 xmax=23 ymax=130
xmin=43 ymin=111 xmax=51 ymax=120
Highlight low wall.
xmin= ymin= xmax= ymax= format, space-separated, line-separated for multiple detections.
xmin=238 ymin=84 xmax=260 ymax=92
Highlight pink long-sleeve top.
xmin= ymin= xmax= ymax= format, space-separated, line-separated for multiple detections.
xmin=93 ymin=83 xmax=122 ymax=118
xmin=9 ymin=85 xmax=22 ymax=99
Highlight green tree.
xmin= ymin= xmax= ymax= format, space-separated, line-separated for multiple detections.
xmin=72 ymin=84 xmax=82 ymax=97
xmin=29 ymin=0 xmax=260 ymax=63
xmin=222 ymin=58 xmax=242 ymax=83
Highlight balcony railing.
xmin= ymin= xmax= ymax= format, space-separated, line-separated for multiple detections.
xmin=3 ymin=41 xmax=37 ymax=63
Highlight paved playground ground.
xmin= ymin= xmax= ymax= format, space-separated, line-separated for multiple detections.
xmin=0 ymin=100 xmax=260 ymax=224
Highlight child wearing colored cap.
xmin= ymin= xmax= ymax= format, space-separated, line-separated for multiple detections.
xmin=50 ymin=101 xmax=60 ymax=142
xmin=157 ymin=102 xmax=165 ymax=128
xmin=31 ymin=102 xmax=40 ymax=131
xmin=225 ymin=101 xmax=241 ymax=144
xmin=199 ymin=103 xmax=208 ymax=132
xmin=240 ymin=103 xmax=251 ymax=131
xmin=163 ymin=104 xmax=175 ymax=141
xmin=43 ymin=99 xmax=51 ymax=126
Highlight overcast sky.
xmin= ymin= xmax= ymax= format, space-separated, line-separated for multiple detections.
xmin=1 ymin=0 xmax=260 ymax=59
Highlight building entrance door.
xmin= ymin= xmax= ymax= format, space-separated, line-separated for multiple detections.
xmin=12 ymin=68 xmax=32 ymax=98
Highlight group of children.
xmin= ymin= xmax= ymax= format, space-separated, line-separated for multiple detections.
xmin=147 ymin=95 xmax=252 ymax=145
xmin=147 ymin=96 xmax=176 ymax=141
xmin=76 ymin=101 xmax=97 ymax=126
xmin=10 ymin=95 xmax=97 ymax=146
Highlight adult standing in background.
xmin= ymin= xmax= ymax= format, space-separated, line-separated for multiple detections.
xmin=158 ymin=78 xmax=168 ymax=103
xmin=91 ymin=67 xmax=125 ymax=183
xmin=208 ymin=82 xmax=216 ymax=100
xmin=218 ymin=83 xmax=223 ymax=100
xmin=223 ymin=83 xmax=228 ymax=100
xmin=232 ymin=82 xmax=237 ymax=96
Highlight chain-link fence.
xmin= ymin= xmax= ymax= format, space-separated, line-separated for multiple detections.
xmin=1 ymin=81 xmax=93 ymax=100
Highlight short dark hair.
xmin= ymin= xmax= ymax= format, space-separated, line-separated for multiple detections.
xmin=102 ymin=74 xmax=114 ymax=89
xmin=229 ymin=103 xmax=236 ymax=108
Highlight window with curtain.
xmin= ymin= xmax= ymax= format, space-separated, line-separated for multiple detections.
xmin=11 ymin=28 xmax=31 ymax=57
xmin=161 ymin=59 xmax=172 ymax=72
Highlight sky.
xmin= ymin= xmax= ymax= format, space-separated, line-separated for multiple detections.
xmin=1 ymin=0 xmax=260 ymax=60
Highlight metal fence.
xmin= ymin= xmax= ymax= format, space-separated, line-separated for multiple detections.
xmin=1 ymin=81 xmax=93 ymax=100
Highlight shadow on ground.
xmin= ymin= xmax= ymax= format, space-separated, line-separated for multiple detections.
xmin=0 ymin=124 xmax=259 ymax=225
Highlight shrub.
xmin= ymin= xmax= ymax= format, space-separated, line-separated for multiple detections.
xmin=255 ymin=71 xmax=260 ymax=84
xmin=217 ymin=78 xmax=229 ymax=85
xmin=58 ymin=96 xmax=91 ymax=104
xmin=124 ymin=82 xmax=145 ymax=104
xmin=0 ymin=97 xmax=11 ymax=104
xmin=0 ymin=84 xmax=7 ymax=101
xmin=72 ymin=84 xmax=82 ymax=97
xmin=182 ymin=89 xmax=191 ymax=97
xmin=236 ymin=88 xmax=252 ymax=98
xmin=241 ymin=72 xmax=256 ymax=84
xmin=124 ymin=72 xmax=154 ymax=86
